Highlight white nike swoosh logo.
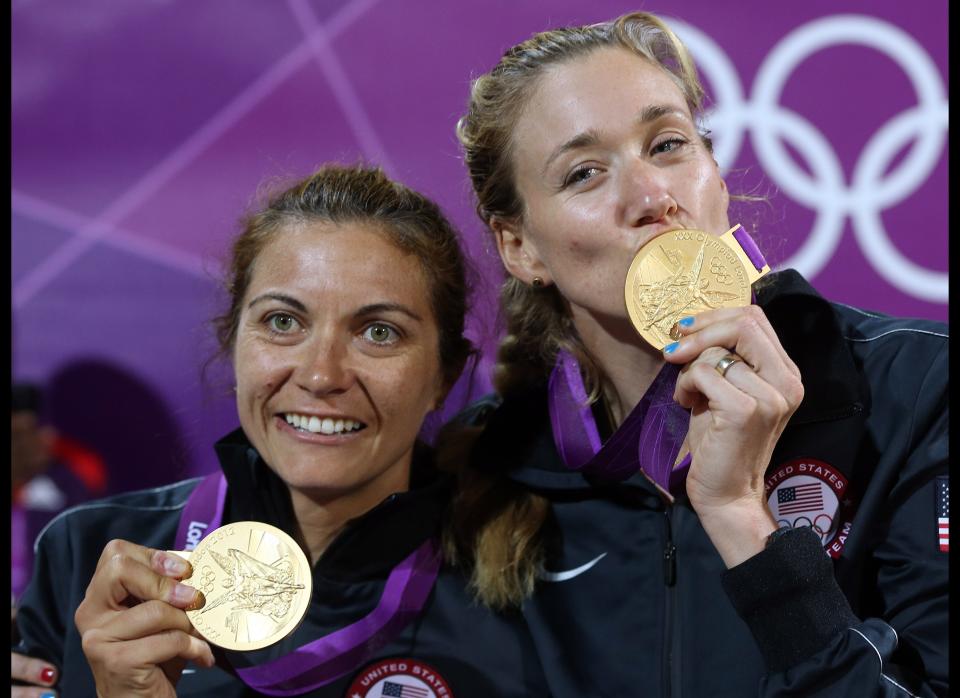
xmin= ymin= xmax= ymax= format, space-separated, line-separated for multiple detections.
xmin=539 ymin=553 xmax=607 ymax=582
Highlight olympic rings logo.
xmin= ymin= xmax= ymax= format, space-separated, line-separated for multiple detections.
xmin=670 ymin=15 xmax=948 ymax=302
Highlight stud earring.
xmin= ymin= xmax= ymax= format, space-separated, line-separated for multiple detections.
xmin=532 ymin=276 xmax=544 ymax=288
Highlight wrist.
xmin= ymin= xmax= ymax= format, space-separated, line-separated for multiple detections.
xmin=696 ymin=502 xmax=779 ymax=568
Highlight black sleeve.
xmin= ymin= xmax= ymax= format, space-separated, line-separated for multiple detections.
xmin=722 ymin=344 xmax=948 ymax=697
xmin=13 ymin=513 xmax=74 ymax=667
xmin=13 ymin=511 xmax=99 ymax=692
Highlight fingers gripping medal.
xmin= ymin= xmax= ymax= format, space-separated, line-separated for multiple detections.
xmin=169 ymin=521 xmax=312 ymax=651
xmin=624 ymin=224 xmax=770 ymax=349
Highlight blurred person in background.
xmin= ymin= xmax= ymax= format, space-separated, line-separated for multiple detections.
xmin=12 ymin=383 xmax=108 ymax=604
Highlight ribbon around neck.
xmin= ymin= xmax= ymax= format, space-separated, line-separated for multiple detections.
xmin=547 ymin=351 xmax=692 ymax=492
xmin=176 ymin=472 xmax=441 ymax=695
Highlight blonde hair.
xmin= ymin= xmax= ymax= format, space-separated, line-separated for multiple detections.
xmin=449 ymin=12 xmax=711 ymax=609
xmin=457 ymin=11 xmax=706 ymax=400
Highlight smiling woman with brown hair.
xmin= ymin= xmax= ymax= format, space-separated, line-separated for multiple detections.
xmin=445 ymin=10 xmax=948 ymax=697
xmin=12 ymin=164 xmax=550 ymax=697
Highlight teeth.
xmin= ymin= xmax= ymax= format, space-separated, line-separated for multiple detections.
xmin=285 ymin=413 xmax=363 ymax=434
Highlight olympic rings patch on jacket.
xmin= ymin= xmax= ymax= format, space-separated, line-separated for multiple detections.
xmin=765 ymin=458 xmax=855 ymax=558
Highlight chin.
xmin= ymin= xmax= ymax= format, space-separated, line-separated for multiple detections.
xmin=274 ymin=461 xmax=355 ymax=491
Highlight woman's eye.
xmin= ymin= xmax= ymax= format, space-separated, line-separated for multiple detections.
xmin=652 ymin=137 xmax=688 ymax=155
xmin=363 ymin=323 xmax=399 ymax=344
xmin=563 ymin=165 xmax=601 ymax=188
xmin=267 ymin=313 xmax=299 ymax=334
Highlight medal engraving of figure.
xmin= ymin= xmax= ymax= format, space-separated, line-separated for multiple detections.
xmin=624 ymin=224 xmax=770 ymax=349
xmin=171 ymin=521 xmax=312 ymax=651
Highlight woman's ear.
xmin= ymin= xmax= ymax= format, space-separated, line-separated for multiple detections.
xmin=491 ymin=217 xmax=549 ymax=285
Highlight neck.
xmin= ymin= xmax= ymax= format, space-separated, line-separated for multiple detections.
xmin=570 ymin=306 xmax=664 ymax=427
xmin=287 ymin=456 xmax=412 ymax=566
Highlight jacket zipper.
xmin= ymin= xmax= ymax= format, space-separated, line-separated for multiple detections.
xmin=662 ymin=507 xmax=678 ymax=698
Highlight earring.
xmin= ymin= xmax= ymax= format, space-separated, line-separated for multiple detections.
xmin=532 ymin=276 xmax=544 ymax=288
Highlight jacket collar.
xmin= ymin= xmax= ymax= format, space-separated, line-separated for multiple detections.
xmin=754 ymin=270 xmax=867 ymax=424
xmin=212 ymin=428 xmax=449 ymax=582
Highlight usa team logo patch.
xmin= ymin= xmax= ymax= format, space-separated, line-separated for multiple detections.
xmin=346 ymin=658 xmax=454 ymax=698
xmin=765 ymin=458 xmax=854 ymax=558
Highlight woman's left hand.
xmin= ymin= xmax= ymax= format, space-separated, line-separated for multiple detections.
xmin=662 ymin=305 xmax=804 ymax=566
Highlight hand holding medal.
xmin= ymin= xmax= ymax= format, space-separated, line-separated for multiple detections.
xmin=73 ymin=522 xmax=314 ymax=697
xmin=625 ymin=225 xmax=804 ymax=567
xmin=73 ymin=539 xmax=217 ymax=698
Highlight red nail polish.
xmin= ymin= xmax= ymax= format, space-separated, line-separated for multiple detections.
xmin=40 ymin=666 xmax=56 ymax=683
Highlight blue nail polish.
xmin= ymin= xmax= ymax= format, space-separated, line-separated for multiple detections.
xmin=663 ymin=341 xmax=680 ymax=354
xmin=41 ymin=692 xmax=56 ymax=698
xmin=678 ymin=316 xmax=695 ymax=327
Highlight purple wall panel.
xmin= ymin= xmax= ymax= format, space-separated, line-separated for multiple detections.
xmin=11 ymin=0 xmax=948 ymax=491
xmin=11 ymin=216 xmax=71 ymax=286
xmin=115 ymin=61 xmax=369 ymax=263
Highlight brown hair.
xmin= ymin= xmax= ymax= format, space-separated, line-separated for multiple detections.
xmin=447 ymin=12 xmax=713 ymax=609
xmin=212 ymin=164 xmax=474 ymax=392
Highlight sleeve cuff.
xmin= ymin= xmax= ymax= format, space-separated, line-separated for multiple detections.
xmin=720 ymin=526 xmax=858 ymax=673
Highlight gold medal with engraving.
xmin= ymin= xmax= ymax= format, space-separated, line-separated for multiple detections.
xmin=170 ymin=521 xmax=311 ymax=652
xmin=624 ymin=224 xmax=770 ymax=349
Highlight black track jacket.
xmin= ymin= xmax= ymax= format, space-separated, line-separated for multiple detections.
xmin=461 ymin=270 xmax=948 ymax=697
xmin=13 ymin=434 xmax=550 ymax=697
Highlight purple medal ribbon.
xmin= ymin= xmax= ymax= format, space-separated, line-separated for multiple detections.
xmin=176 ymin=472 xmax=441 ymax=695
xmin=732 ymin=225 xmax=767 ymax=272
xmin=548 ymin=351 xmax=691 ymax=491
xmin=174 ymin=472 xmax=226 ymax=552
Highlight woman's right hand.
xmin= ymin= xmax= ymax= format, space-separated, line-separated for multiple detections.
xmin=74 ymin=539 xmax=214 ymax=697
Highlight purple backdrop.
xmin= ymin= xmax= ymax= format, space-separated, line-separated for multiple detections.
xmin=11 ymin=0 xmax=948 ymax=490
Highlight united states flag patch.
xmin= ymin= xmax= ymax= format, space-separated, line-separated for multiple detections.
xmin=382 ymin=681 xmax=430 ymax=698
xmin=936 ymin=476 xmax=949 ymax=553
xmin=776 ymin=482 xmax=824 ymax=515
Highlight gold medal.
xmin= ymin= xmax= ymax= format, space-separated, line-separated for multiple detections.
xmin=169 ymin=521 xmax=312 ymax=652
xmin=624 ymin=224 xmax=770 ymax=349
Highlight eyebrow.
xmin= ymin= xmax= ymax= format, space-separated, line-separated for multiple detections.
xmin=540 ymin=103 xmax=690 ymax=176
xmin=247 ymin=292 xmax=307 ymax=313
xmin=355 ymin=302 xmax=423 ymax=323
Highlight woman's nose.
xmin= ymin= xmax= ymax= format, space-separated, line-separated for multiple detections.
xmin=620 ymin=160 xmax=678 ymax=227
xmin=295 ymin=338 xmax=356 ymax=396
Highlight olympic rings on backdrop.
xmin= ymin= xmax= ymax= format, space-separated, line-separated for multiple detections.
xmin=669 ymin=15 xmax=948 ymax=302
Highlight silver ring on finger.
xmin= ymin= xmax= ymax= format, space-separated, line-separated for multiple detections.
xmin=714 ymin=353 xmax=744 ymax=378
